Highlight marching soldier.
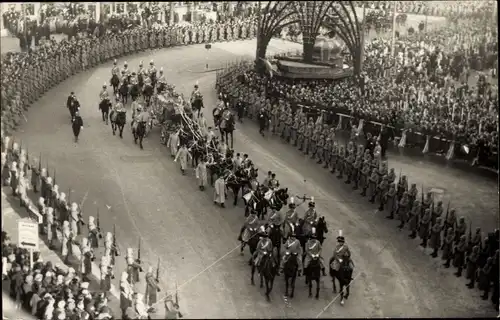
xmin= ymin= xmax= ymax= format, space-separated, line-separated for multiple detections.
xmin=323 ymin=138 xmax=332 ymax=169
xmin=397 ymin=192 xmax=410 ymax=230
xmin=42 ymin=176 xmax=53 ymax=204
xmin=442 ymin=227 xmax=454 ymax=268
xmin=465 ymin=245 xmax=480 ymax=288
xmin=418 ymin=209 xmax=432 ymax=247
xmin=278 ymin=228 xmax=303 ymax=276
xmin=478 ymin=257 xmax=494 ymax=300
xmin=18 ymin=171 xmax=29 ymax=208
xmin=336 ymin=146 xmax=345 ymax=179
xmin=387 ymin=167 xmax=396 ymax=184
xmin=50 ymin=184 xmax=60 ymax=211
xmin=9 ymin=161 xmax=19 ymax=196
xmin=46 ymin=207 xmax=57 ymax=249
xmin=88 ymin=216 xmax=101 ymax=249
xmin=432 ymin=200 xmax=444 ymax=225
xmin=344 ymin=152 xmax=356 ymax=184
xmin=145 ymin=266 xmax=161 ymax=311
xmin=367 ymin=169 xmax=379 ymax=202
xmin=120 ymin=271 xmax=134 ymax=318
xmin=455 ymin=217 xmax=467 ymax=243
xmin=104 ymin=231 xmax=120 ymax=266
xmin=429 ymin=217 xmax=443 ymax=258
xmin=61 ymin=220 xmax=73 ymax=264
xmin=316 ymin=134 xmax=325 ymax=164
xmin=408 ymin=183 xmax=418 ymax=208
xmin=444 ymin=208 xmax=457 ymax=237
xmin=453 ymin=235 xmax=467 ymax=277
xmin=126 ymin=248 xmax=143 ymax=286
xmin=397 ymin=175 xmax=408 ymax=200
xmin=408 ymin=200 xmax=421 ymax=239
xmin=80 ymin=238 xmax=94 ymax=281
xmin=375 ymin=176 xmax=389 ymax=210
xmin=303 ymin=120 xmax=314 ymax=154
xmin=157 ymin=67 xmax=166 ymax=93
xmin=100 ymin=255 xmax=114 ymax=293
xmin=38 ymin=197 xmax=46 ymax=226
xmin=58 ymin=192 xmax=69 ymax=223
xmin=70 ymin=202 xmax=83 ymax=236
xmin=296 ymin=119 xmax=305 ymax=150
xmin=351 ymin=157 xmax=362 ymax=190
xmin=304 ymin=227 xmax=327 ymax=276
xmin=330 ymin=142 xmax=338 ymax=174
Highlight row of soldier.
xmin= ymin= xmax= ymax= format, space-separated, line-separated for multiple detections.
xmin=0 ymin=137 xmax=184 ymax=318
xmin=1 ymin=16 xmax=258 ymax=137
xmin=216 ymin=65 xmax=500 ymax=307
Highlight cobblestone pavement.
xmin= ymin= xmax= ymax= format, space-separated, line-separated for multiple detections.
xmin=12 ymin=39 xmax=497 ymax=318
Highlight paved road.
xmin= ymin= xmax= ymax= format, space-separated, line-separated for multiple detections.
xmin=14 ymin=39 xmax=496 ymax=318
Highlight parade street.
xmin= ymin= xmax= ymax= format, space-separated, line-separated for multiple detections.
xmin=13 ymin=38 xmax=497 ymax=318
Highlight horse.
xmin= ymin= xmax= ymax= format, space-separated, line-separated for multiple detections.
xmin=267 ymin=188 xmax=289 ymax=212
xmin=219 ymin=110 xmax=235 ymax=149
xmin=119 ymin=82 xmax=129 ymax=104
xmin=110 ymin=109 xmax=126 ymax=138
xmin=268 ymin=223 xmax=282 ymax=259
xmin=251 ymin=251 xmax=278 ymax=301
xmin=130 ymin=83 xmax=140 ymax=101
xmin=132 ymin=120 xmax=146 ymax=149
xmin=226 ymin=170 xmax=251 ymax=206
xmin=304 ymin=255 xmax=322 ymax=299
xmin=192 ymin=97 xmax=204 ymax=119
xmin=143 ymin=84 xmax=154 ymax=106
xmin=316 ymin=216 xmax=329 ymax=245
xmin=241 ymin=225 xmax=260 ymax=263
xmin=330 ymin=256 xmax=354 ymax=306
xmin=245 ymin=189 xmax=267 ymax=220
xmin=110 ymin=74 xmax=120 ymax=94
xmin=284 ymin=253 xmax=299 ymax=298
xmin=99 ymin=98 xmax=112 ymax=125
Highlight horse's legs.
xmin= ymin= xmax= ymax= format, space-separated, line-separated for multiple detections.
xmin=340 ymin=283 xmax=345 ymax=305
xmin=119 ymin=125 xmax=124 ymax=138
xmin=111 ymin=123 xmax=116 ymax=135
xmin=233 ymin=187 xmax=238 ymax=206
xmin=251 ymin=265 xmax=255 ymax=286
xmin=260 ymin=273 xmax=264 ymax=288
xmin=308 ymin=277 xmax=312 ymax=297
xmin=332 ymin=274 xmax=337 ymax=293
xmin=240 ymin=242 xmax=246 ymax=255
xmin=315 ymin=279 xmax=320 ymax=299
xmin=229 ymin=131 xmax=234 ymax=149
xmin=285 ymin=277 xmax=289 ymax=297
xmin=290 ymin=275 xmax=295 ymax=298
xmin=139 ymin=136 xmax=144 ymax=150
xmin=345 ymin=281 xmax=350 ymax=299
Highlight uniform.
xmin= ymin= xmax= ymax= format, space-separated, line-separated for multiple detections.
xmin=253 ymin=232 xmax=273 ymax=268
xmin=100 ymin=255 xmax=114 ymax=293
xmin=418 ymin=209 xmax=432 ymax=247
xmin=80 ymin=238 xmax=94 ymax=281
xmin=453 ymin=235 xmax=467 ymax=277
xmin=279 ymin=233 xmax=303 ymax=274
xmin=238 ymin=213 xmax=259 ymax=243
xmin=145 ymin=266 xmax=161 ymax=308
xmin=104 ymin=232 xmax=120 ymax=266
xmin=88 ymin=215 xmax=100 ymax=249
xmin=268 ymin=209 xmax=284 ymax=227
xmin=304 ymin=230 xmax=326 ymax=274
xmin=429 ymin=218 xmax=443 ymax=257
xmin=126 ymin=248 xmax=143 ymax=286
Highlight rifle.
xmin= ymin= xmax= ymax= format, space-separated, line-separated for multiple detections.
xmin=38 ymin=152 xmax=42 ymax=172
xmin=96 ymin=207 xmax=103 ymax=238
xmin=420 ymin=185 xmax=424 ymax=215
xmin=113 ymin=224 xmax=120 ymax=256
xmin=156 ymin=257 xmax=160 ymax=283
xmin=443 ymin=200 xmax=451 ymax=237
xmin=53 ymin=168 xmax=57 ymax=186
xmin=137 ymin=238 xmax=141 ymax=263
xmin=175 ymin=281 xmax=182 ymax=318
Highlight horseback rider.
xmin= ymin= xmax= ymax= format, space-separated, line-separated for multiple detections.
xmin=304 ymin=227 xmax=327 ymax=276
xmin=278 ymin=227 xmax=303 ymax=276
xmin=148 ymin=60 xmax=157 ymax=83
xmin=268 ymin=208 xmax=284 ymax=228
xmin=238 ymin=210 xmax=259 ymax=242
xmin=122 ymin=61 xmax=130 ymax=81
xmin=253 ymin=226 xmax=274 ymax=268
xmin=100 ymin=84 xmax=109 ymax=101
xmin=268 ymin=173 xmax=280 ymax=189
xmin=304 ymin=197 xmax=318 ymax=226
xmin=130 ymin=72 xmax=138 ymax=86
xmin=284 ymin=198 xmax=299 ymax=234
xmin=138 ymin=60 xmax=146 ymax=76
xmin=331 ymin=230 xmax=354 ymax=270
xmin=191 ymin=84 xmax=202 ymax=104
xmin=111 ymin=60 xmax=120 ymax=77
xmin=157 ymin=67 xmax=166 ymax=92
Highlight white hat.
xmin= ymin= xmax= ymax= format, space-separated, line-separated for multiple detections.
xmin=160 ymin=67 xmax=163 ymax=72
xmin=106 ymin=232 xmax=113 ymax=241
xmin=68 ymin=267 xmax=75 ymax=274
xmin=135 ymin=293 xmax=144 ymax=302
xmin=121 ymin=271 xmax=128 ymax=282
xmin=114 ymin=59 xmax=117 ymax=64
xmin=80 ymin=282 xmax=89 ymax=289
xmin=35 ymin=274 xmax=43 ymax=282
xmin=46 ymin=177 xmax=52 ymax=184
xmin=311 ymin=227 xmax=316 ymax=234
xmin=45 ymin=271 xmax=53 ymax=277
xmin=126 ymin=248 xmax=134 ymax=257
xmin=57 ymin=274 xmax=64 ymax=282
xmin=148 ymin=265 xmax=153 ymax=273
xmin=103 ymin=82 xmax=107 ymax=86
xmin=57 ymin=300 xmax=66 ymax=308
xmin=290 ymin=196 xmax=294 ymax=204
xmin=89 ymin=216 xmax=94 ymax=224
xmin=53 ymin=185 xmax=59 ymax=192
xmin=38 ymin=197 xmax=45 ymax=206
xmin=82 ymin=289 xmax=89 ymax=296
xmin=310 ymin=196 xmax=315 ymax=202
xmin=47 ymin=207 xmax=54 ymax=215
xmin=140 ymin=60 xmax=143 ymax=65
xmin=59 ymin=192 xmax=66 ymax=201
xmin=124 ymin=61 xmax=128 ymax=65
xmin=150 ymin=60 xmax=154 ymax=64
xmin=338 ymin=230 xmax=343 ymax=237
xmin=71 ymin=202 xmax=78 ymax=211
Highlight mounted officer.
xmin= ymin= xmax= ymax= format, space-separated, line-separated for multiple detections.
xmin=268 ymin=173 xmax=279 ymax=189
xmin=253 ymin=226 xmax=273 ymax=268
xmin=304 ymin=227 xmax=326 ymax=276
xmin=278 ymin=226 xmax=303 ymax=275
xmin=303 ymin=197 xmax=318 ymax=235
xmin=99 ymin=83 xmax=111 ymax=124
xmin=157 ymin=67 xmax=166 ymax=93
xmin=238 ymin=209 xmax=260 ymax=242
xmin=331 ymin=230 xmax=354 ymax=271
xmin=148 ymin=60 xmax=157 ymax=87
xmin=122 ymin=61 xmax=131 ymax=82
xmin=284 ymin=197 xmax=299 ymax=238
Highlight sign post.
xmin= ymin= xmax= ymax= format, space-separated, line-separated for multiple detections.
xmin=18 ymin=219 xmax=39 ymax=270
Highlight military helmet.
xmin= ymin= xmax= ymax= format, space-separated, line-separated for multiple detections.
xmin=308 ymin=196 xmax=315 ymax=208
xmin=337 ymin=230 xmax=345 ymax=243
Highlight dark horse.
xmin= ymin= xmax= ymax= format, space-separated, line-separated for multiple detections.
xmin=110 ymin=109 xmax=126 ymax=138
xmin=143 ymin=83 xmax=154 ymax=107
xmin=130 ymin=83 xmax=140 ymax=102
xmin=305 ymin=255 xmax=322 ymax=299
xmin=284 ymin=253 xmax=299 ymax=298
xmin=316 ymin=216 xmax=329 ymax=245
xmin=241 ymin=226 xmax=260 ymax=264
xmin=268 ymin=224 xmax=282 ymax=259
xmin=251 ymin=251 xmax=278 ymax=301
xmin=99 ymin=98 xmax=112 ymax=125
xmin=132 ymin=120 xmax=146 ymax=149
xmin=110 ymin=74 xmax=120 ymax=94
xmin=192 ymin=96 xmax=204 ymax=118
xmin=119 ymin=81 xmax=129 ymax=104
xmin=329 ymin=256 xmax=354 ymax=306
xmin=226 ymin=169 xmax=251 ymax=206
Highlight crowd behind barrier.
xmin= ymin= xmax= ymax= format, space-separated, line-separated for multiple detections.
xmin=353 ymin=1 xmax=496 ymax=19
xmin=215 ymin=62 xmax=499 ymax=310
xmin=0 ymin=16 xmax=262 ymax=320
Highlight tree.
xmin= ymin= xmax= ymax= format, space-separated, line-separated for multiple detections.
xmin=291 ymin=1 xmax=334 ymax=63
xmin=322 ymin=2 xmax=363 ymax=75
xmin=255 ymin=1 xmax=299 ymax=70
